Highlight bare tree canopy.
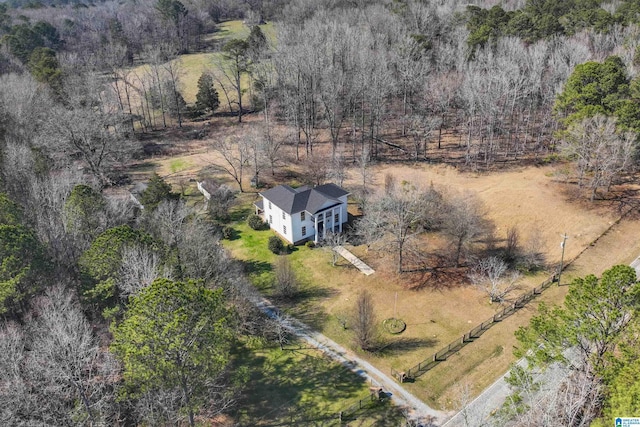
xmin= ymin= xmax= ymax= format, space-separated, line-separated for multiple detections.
xmin=352 ymin=289 xmax=378 ymax=351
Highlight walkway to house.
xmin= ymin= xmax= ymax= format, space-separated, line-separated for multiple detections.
xmin=333 ymin=246 xmax=375 ymax=276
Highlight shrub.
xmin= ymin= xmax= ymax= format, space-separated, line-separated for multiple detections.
xmin=247 ymin=214 xmax=265 ymax=230
xmin=222 ymin=226 xmax=234 ymax=240
xmin=268 ymin=235 xmax=285 ymax=254
xmin=305 ymin=241 xmax=315 ymax=249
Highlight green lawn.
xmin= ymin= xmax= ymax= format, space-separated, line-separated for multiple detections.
xmin=210 ymin=20 xmax=276 ymax=43
xmin=233 ymin=339 xmax=402 ymax=426
xmin=223 ymin=215 xmax=343 ymax=331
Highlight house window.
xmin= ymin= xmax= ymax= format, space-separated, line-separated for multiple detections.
xmin=302 ymin=226 xmax=306 ymax=236
xmin=269 ymin=215 xmax=272 ymax=224
xmin=282 ymin=211 xmax=286 ymax=220
xmin=334 ymin=213 xmax=339 ymax=223
xmin=300 ymin=211 xmax=305 ymax=221
xmin=268 ymin=201 xmax=272 ymax=209
xmin=283 ymin=225 xmax=287 ymax=234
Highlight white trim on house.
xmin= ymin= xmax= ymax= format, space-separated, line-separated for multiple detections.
xmin=254 ymin=183 xmax=349 ymax=244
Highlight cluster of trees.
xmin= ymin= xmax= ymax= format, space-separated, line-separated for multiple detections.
xmin=354 ymin=178 xmax=544 ymax=277
xmin=495 ymin=265 xmax=640 ymax=426
xmin=555 ymin=55 xmax=639 ymax=199
xmin=0 ymin=170 xmax=280 ymax=423
xmin=465 ymin=0 xmax=629 ymax=48
xmin=4 ymin=0 xmax=640 ymax=189
xmin=0 ymin=64 xmax=271 ymax=424
xmin=234 ymin=0 xmax=638 ymax=177
xmin=3 ymin=0 xmax=640 ymax=421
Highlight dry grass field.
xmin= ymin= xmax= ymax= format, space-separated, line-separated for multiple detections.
xmin=132 ymin=114 xmax=640 ymax=412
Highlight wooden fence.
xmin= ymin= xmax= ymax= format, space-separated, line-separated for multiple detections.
xmin=390 ymin=205 xmax=637 ymax=383
xmin=392 ymin=275 xmax=556 ymax=382
xmin=334 ymin=391 xmax=387 ymax=424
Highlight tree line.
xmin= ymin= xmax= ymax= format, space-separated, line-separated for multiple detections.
xmin=0 ymin=62 xmax=283 ymax=424
xmin=3 ymin=0 xmax=640 ymax=192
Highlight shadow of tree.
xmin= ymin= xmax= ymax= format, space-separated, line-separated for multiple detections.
xmin=376 ymin=337 xmax=439 ymax=355
xmin=278 ymin=286 xmax=339 ymax=331
xmin=241 ymin=259 xmax=273 ymax=276
xmin=233 ymin=342 xmax=368 ymax=426
xmin=405 ymin=264 xmax=467 ymax=291
xmin=230 ymin=204 xmax=255 ymax=222
xmin=223 ymin=227 xmax=241 ymax=241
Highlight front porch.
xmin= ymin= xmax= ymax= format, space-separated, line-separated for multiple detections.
xmin=310 ymin=204 xmax=343 ymax=244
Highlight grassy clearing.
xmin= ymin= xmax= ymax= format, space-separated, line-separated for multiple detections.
xmin=169 ymin=158 xmax=191 ymax=173
xmin=222 ymin=190 xmax=639 ymax=412
xmin=211 ymin=20 xmax=276 ymax=43
xmin=124 ymin=52 xmax=252 ymax=111
xmin=404 ymin=283 xmax=570 ymax=409
xmin=233 ymin=339 xmax=403 ymax=426
xmin=118 ymin=19 xmax=273 ymax=127
xmin=223 ymin=199 xmax=501 ymax=372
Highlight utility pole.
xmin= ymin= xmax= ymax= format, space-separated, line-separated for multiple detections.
xmin=393 ymin=292 xmax=398 ymax=319
xmin=558 ymin=233 xmax=568 ymax=286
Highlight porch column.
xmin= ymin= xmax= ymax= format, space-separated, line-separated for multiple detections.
xmin=338 ymin=207 xmax=343 ymax=233
xmin=323 ymin=212 xmax=327 ymax=240
xmin=314 ymin=214 xmax=318 ymax=243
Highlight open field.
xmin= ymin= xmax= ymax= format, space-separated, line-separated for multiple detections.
xmin=116 ymin=20 xmax=273 ymax=127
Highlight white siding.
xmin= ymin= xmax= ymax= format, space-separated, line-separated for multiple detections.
xmin=291 ymin=211 xmax=315 ymax=243
xmin=261 ymin=194 xmax=348 ymax=244
xmin=261 ymin=197 xmax=294 ymax=243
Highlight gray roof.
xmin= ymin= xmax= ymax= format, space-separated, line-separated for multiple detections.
xmin=260 ymin=183 xmax=349 ymax=215
xmin=200 ymin=179 xmax=219 ymax=195
xmin=314 ymin=183 xmax=349 ymax=199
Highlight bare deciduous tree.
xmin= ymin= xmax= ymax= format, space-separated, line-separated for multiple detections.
xmin=211 ymin=135 xmax=250 ymax=192
xmin=453 ymin=381 xmax=491 ymax=427
xmin=207 ymin=184 xmax=236 ymax=221
xmin=119 ymin=244 xmax=165 ymax=298
xmin=562 ymin=115 xmax=635 ymax=201
xmin=323 ymin=230 xmax=347 ymax=267
xmin=0 ymin=287 xmax=117 ymax=425
xmin=468 ymin=256 xmax=521 ymax=303
xmin=352 ymin=289 xmax=377 ymax=351
xmin=273 ymin=256 xmax=299 ymax=300
xmin=358 ymin=182 xmax=442 ymax=273
xmin=442 ymin=191 xmax=490 ymax=267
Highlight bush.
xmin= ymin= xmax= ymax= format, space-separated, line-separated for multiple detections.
xmin=305 ymin=241 xmax=315 ymax=249
xmin=247 ymin=214 xmax=266 ymax=230
xmin=222 ymin=226 xmax=234 ymax=240
xmin=268 ymin=235 xmax=285 ymax=254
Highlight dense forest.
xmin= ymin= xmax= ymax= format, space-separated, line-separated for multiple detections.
xmin=2 ymin=0 xmax=640 ymax=425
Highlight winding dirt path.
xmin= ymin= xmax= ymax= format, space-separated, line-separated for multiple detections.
xmin=250 ymin=295 xmax=446 ymax=425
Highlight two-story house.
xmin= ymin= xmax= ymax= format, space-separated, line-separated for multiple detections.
xmin=254 ymin=183 xmax=349 ymax=244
